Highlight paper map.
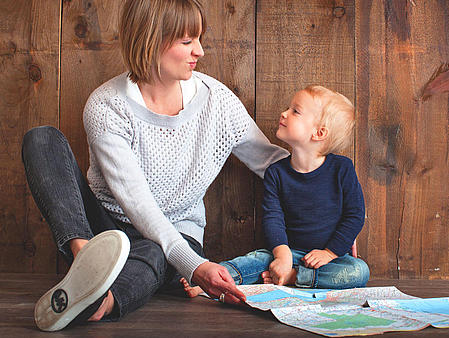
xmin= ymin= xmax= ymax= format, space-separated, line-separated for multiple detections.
xmin=236 ymin=284 xmax=449 ymax=336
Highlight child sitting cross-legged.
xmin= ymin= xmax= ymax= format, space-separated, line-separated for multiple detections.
xmin=182 ymin=85 xmax=369 ymax=297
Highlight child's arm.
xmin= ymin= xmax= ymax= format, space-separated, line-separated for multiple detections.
xmin=325 ymin=159 xmax=365 ymax=258
xmin=262 ymin=166 xmax=289 ymax=254
xmin=261 ymin=165 xmax=295 ymax=285
xmin=269 ymin=244 xmax=293 ymax=285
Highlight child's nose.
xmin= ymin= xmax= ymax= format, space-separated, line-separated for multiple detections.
xmin=281 ymin=110 xmax=288 ymax=118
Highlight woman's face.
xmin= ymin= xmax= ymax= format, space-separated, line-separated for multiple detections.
xmin=159 ymin=33 xmax=204 ymax=82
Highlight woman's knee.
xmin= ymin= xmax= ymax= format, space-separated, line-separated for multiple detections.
xmin=22 ymin=126 xmax=67 ymax=158
xmin=23 ymin=125 xmax=63 ymax=145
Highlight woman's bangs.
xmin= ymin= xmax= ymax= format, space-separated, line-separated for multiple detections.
xmin=174 ymin=1 xmax=205 ymax=40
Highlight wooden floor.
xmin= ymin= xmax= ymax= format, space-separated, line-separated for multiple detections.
xmin=1 ymin=274 xmax=449 ymax=337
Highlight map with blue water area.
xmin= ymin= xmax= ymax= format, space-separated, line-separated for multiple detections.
xmin=236 ymin=285 xmax=449 ymax=337
xmin=368 ymin=298 xmax=449 ymax=329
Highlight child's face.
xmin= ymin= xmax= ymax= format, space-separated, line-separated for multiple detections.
xmin=276 ymin=90 xmax=322 ymax=148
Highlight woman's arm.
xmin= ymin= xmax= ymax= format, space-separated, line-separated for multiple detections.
xmin=232 ymin=118 xmax=289 ymax=178
xmin=90 ymin=133 xmax=208 ymax=282
xmin=93 ymin=134 xmax=245 ymax=303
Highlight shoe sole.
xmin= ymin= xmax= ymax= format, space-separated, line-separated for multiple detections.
xmin=34 ymin=230 xmax=130 ymax=331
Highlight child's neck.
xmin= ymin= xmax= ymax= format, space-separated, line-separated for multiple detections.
xmin=290 ymin=147 xmax=326 ymax=173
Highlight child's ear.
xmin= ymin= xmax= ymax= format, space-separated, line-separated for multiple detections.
xmin=312 ymin=126 xmax=329 ymax=141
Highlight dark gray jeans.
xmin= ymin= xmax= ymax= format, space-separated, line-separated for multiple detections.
xmin=22 ymin=126 xmax=204 ymax=320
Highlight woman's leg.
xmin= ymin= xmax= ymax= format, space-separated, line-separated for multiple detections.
xmin=22 ymin=126 xmax=117 ymax=262
xmin=219 ymin=249 xmax=274 ymax=285
xmin=292 ymin=251 xmax=370 ymax=289
xmin=110 ymin=228 xmax=205 ymax=319
xmin=22 ymin=126 xmax=212 ymax=321
xmin=108 ymin=227 xmax=167 ymax=319
xmin=22 ymin=127 xmax=157 ymax=324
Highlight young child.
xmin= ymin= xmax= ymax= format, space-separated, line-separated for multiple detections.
xmin=182 ymin=85 xmax=369 ymax=297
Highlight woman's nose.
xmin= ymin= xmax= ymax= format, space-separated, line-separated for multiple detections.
xmin=193 ymin=39 xmax=204 ymax=58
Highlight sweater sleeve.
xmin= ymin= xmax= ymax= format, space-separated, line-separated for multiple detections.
xmin=220 ymin=86 xmax=289 ymax=178
xmin=325 ymin=161 xmax=365 ymax=256
xmin=84 ymin=94 xmax=207 ymax=283
xmin=232 ymin=118 xmax=290 ymax=178
xmin=262 ymin=166 xmax=288 ymax=250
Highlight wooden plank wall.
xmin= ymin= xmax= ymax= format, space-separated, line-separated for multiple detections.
xmin=0 ymin=0 xmax=448 ymax=279
xmin=0 ymin=0 xmax=60 ymax=273
xmin=356 ymin=1 xmax=449 ymax=279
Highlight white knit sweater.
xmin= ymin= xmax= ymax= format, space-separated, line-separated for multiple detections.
xmin=83 ymin=71 xmax=289 ymax=282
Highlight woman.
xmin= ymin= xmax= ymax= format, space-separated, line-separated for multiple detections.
xmin=22 ymin=0 xmax=288 ymax=331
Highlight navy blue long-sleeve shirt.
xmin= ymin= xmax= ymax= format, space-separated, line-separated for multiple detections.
xmin=262 ymin=154 xmax=365 ymax=256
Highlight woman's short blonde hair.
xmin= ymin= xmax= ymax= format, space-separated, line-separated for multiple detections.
xmin=119 ymin=0 xmax=206 ymax=83
xmin=304 ymin=85 xmax=355 ymax=155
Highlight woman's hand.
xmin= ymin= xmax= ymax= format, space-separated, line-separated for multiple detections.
xmin=191 ymin=261 xmax=246 ymax=305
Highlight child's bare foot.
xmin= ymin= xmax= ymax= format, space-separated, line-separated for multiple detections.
xmin=180 ymin=277 xmax=204 ymax=298
xmin=261 ymin=268 xmax=298 ymax=285
xmin=261 ymin=271 xmax=273 ymax=284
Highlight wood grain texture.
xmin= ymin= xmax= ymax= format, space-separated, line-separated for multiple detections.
xmin=355 ymin=0 xmax=449 ymax=279
xmin=1 ymin=273 xmax=449 ymax=337
xmin=0 ymin=0 xmax=60 ymax=273
xmin=60 ymin=0 xmax=125 ymax=175
xmin=0 ymin=0 xmax=448 ymax=280
xmin=200 ymin=1 xmax=257 ymax=261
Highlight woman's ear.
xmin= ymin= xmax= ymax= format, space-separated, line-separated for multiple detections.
xmin=312 ymin=126 xmax=329 ymax=141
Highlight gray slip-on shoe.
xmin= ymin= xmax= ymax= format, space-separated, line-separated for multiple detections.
xmin=34 ymin=230 xmax=130 ymax=331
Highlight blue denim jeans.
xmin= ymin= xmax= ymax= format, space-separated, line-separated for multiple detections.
xmin=22 ymin=126 xmax=204 ymax=320
xmin=220 ymin=249 xmax=370 ymax=289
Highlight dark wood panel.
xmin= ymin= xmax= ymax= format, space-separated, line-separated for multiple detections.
xmin=60 ymin=0 xmax=125 ymax=175
xmin=396 ymin=1 xmax=449 ymax=280
xmin=1 ymin=273 xmax=449 ymax=337
xmin=355 ymin=0 xmax=449 ymax=279
xmin=200 ymin=1 xmax=257 ymax=261
xmin=0 ymin=0 xmax=60 ymax=273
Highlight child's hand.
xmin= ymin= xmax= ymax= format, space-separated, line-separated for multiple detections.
xmin=302 ymin=249 xmax=337 ymax=269
xmin=268 ymin=258 xmax=293 ymax=285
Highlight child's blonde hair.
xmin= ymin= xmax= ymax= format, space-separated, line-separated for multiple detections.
xmin=119 ymin=0 xmax=206 ymax=84
xmin=304 ymin=85 xmax=355 ymax=155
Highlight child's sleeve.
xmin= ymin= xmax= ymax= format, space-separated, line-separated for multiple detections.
xmin=262 ymin=166 xmax=288 ymax=250
xmin=326 ymin=161 xmax=365 ymax=256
